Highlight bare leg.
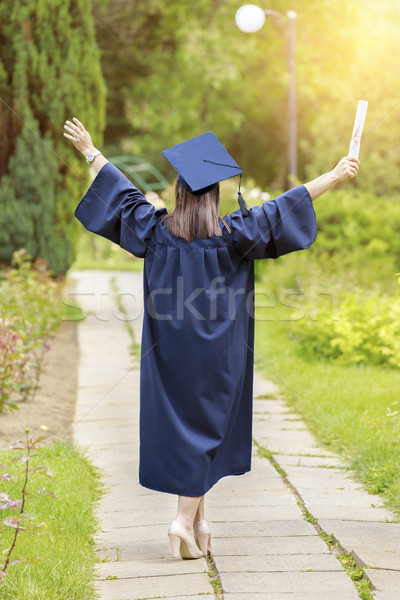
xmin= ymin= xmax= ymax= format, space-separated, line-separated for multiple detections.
xmin=194 ymin=495 xmax=205 ymax=524
xmin=169 ymin=495 xmax=204 ymax=558
xmin=174 ymin=495 xmax=202 ymax=532
xmin=193 ymin=494 xmax=211 ymax=555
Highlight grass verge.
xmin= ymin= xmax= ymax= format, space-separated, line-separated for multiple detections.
xmin=71 ymin=230 xmax=144 ymax=271
xmin=255 ymin=442 xmax=375 ymax=600
xmin=0 ymin=438 xmax=105 ymax=600
xmin=254 ymin=299 xmax=400 ymax=519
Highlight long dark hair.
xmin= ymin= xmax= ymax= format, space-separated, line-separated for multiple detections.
xmin=161 ymin=177 xmax=231 ymax=241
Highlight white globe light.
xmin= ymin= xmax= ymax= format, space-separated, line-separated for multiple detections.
xmin=235 ymin=4 xmax=266 ymax=33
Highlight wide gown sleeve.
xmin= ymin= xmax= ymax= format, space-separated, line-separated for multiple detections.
xmin=74 ymin=162 xmax=167 ymax=258
xmin=230 ymin=184 xmax=317 ymax=260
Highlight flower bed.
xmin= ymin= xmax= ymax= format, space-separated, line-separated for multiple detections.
xmin=0 ymin=250 xmax=63 ymax=413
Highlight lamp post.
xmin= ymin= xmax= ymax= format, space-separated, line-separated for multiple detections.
xmin=235 ymin=4 xmax=297 ymax=189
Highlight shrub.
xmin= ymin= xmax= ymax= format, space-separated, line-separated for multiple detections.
xmin=292 ymin=289 xmax=400 ymax=368
xmin=0 ymin=0 xmax=106 ymax=273
xmin=0 ymin=250 xmax=63 ymax=412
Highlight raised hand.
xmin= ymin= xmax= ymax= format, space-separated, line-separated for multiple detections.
xmin=63 ymin=117 xmax=96 ymax=156
xmin=332 ymin=156 xmax=360 ymax=181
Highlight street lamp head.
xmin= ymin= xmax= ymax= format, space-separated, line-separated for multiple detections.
xmin=235 ymin=4 xmax=266 ymax=33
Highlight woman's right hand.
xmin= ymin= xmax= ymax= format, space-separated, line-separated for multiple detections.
xmin=332 ymin=156 xmax=360 ymax=182
xmin=63 ymin=117 xmax=96 ymax=156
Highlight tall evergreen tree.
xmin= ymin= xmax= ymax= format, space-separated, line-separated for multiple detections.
xmin=0 ymin=0 xmax=106 ymax=273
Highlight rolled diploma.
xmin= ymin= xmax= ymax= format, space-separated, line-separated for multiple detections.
xmin=349 ymin=100 xmax=368 ymax=158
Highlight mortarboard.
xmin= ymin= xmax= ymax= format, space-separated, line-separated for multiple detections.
xmin=161 ymin=131 xmax=249 ymax=216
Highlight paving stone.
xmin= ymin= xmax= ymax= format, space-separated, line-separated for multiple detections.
xmin=294 ymin=488 xmax=388 ymax=509
xmin=220 ymin=570 xmax=358 ymax=594
xmin=215 ymin=553 xmax=342 ymax=572
xmin=223 ymin=593 xmax=359 ymax=600
xmin=310 ymin=505 xmax=395 ymax=522
xmin=159 ymin=597 xmax=214 ymax=600
xmin=253 ymin=372 xmax=280 ymax=397
xmin=273 ymin=454 xmax=347 ymax=468
xmin=365 ymin=569 xmax=400 ymax=592
xmin=254 ymin=417 xmax=308 ymax=433
xmin=99 ymin=519 xmax=316 ymax=541
xmin=319 ymin=520 xmax=400 ymax=571
xmin=95 ymin=557 xmax=208 ymax=579
xmin=373 ymin=593 xmax=400 ymax=600
xmin=94 ymin=572 xmax=213 ymax=599
xmin=210 ymin=519 xmax=316 ymax=538
xmin=214 ymin=476 xmax=288 ymax=493
xmin=96 ymin=538 xmax=180 ymax=561
xmin=252 ymin=403 xmax=294 ymax=417
xmin=255 ymin=430 xmax=317 ymax=446
xmin=253 ymin=400 xmax=291 ymax=413
xmin=212 ymin=535 xmax=329 ymax=556
xmin=97 ymin=505 xmax=176 ymax=524
xmin=207 ymin=504 xmax=304 ymax=522
xmin=74 ymin=409 xmax=139 ymax=421
xmin=205 ymin=489 xmax=297 ymax=507
xmin=256 ymin=438 xmax=333 ymax=456
xmin=284 ymin=465 xmax=363 ymax=487
xmin=97 ymin=524 xmax=175 ymax=544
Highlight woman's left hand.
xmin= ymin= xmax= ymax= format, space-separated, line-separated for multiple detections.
xmin=332 ymin=156 xmax=360 ymax=182
xmin=63 ymin=117 xmax=96 ymax=156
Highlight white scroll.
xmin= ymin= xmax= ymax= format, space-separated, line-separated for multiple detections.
xmin=349 ymin=100 xmax=368 ymax=158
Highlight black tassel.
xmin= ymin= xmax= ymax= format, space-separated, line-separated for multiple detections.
xmin=238 ymin=174 xmax=250 ymax=217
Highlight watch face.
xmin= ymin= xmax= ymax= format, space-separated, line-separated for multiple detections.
xmin=87 ymin=153 xmax=94 ymax=162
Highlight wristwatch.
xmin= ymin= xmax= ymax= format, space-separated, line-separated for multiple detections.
xmin=85 ymin=150 xmax=102 ymax=164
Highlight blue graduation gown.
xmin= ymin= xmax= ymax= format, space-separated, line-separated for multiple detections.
xmin=75 ymin=162 xmax=317 ymax=496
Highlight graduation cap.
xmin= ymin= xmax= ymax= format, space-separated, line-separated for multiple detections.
xmin=161 ymin=131 xmax=249 ymax=216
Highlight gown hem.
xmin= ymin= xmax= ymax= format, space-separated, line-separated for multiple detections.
xmin=138 ymin=466 xmax=251 ymax=496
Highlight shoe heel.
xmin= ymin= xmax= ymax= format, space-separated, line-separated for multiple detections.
xmin=168 ymin=533 xmax=181 ymax=557
xmin=197 ymin=533 xmax=211 ymax=555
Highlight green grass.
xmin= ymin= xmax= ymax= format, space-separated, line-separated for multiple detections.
xmin=71 ymin=229 xmax=144 ymax=271
xmin=0 ymin=438 xmax=106 ymax=599
xmin=254 ymin=289 xmax=400 ymax=519
xmin=62 ymin=296 xmax=85 ymax=322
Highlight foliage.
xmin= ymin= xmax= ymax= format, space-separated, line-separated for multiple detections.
xmin=256 ymin=185 xmax=400 ymax=289
xmin=0 ymin=437 xmax=105 ymax=599
xmin=292 ymin=289 xmax=400 ymax=368
xmin=71 ymin=228 xmax=144 ymax=272
xmin=0 ymin=250 xmax=63 ymax=412
xmin=308 ymin=188 xmax=400 ymax=272
xmin=0 ymin=0 xmax=106 ymax=273
xmin=93 ymin=0 xmax=400 ymax=195
xmin=252 ymin=175 xmax=400 ymax=513
xmin=0 ymin=429 xmax=56 ymax=585
xmin=254 ymin=300 xmax=400 ymax=517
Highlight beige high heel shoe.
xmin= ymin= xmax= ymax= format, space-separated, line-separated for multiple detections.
xmin=194 ymin=519 xmax=212 ymax=555
xmin=168 ymin=520 xmax=204 ymax=559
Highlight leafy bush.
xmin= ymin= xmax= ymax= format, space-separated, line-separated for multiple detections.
xmin=292 ymin=289 xmax=400 ymax=368
xmin=307 ymin=188 xmax=400 ymax=275
xmin=0 ymin=250 xmax=63 ymax=412
xmin=0 ymin=0 xmax=106 ymax=273
xmin=255 ymin=187 xmax=400 ymax=288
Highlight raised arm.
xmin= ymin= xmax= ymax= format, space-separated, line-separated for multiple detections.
xmin=304 ymin=156 xmax=360 ymax=201
xmin=63 ymin=117 xmax=108 ymax=173
xmin=63 ymin=116 xmax=167 ymax=258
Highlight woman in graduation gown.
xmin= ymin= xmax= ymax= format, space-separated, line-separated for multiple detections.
xmin=64 ymin=117 xmax=359 ymax=560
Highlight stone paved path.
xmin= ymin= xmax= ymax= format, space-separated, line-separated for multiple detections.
xmin=70 ymin=269 xmax=399 ymax=600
